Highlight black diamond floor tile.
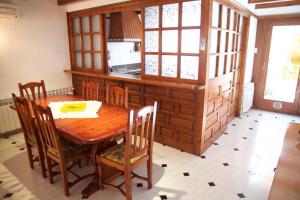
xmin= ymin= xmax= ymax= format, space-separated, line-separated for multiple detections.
xmin=3 ymin=193 xmax=13 ymax=198
xmin=213 ymin=142 xmax=218 ymax=145
xmin=242 ymin=137 xmax=248 ymax=139
xmin=160 ymin=195 xmax=168 ymax=200
xmin=19 ymin=147 xmax=25 ymax=151
xmin=200 ymin=156 xmax=206 ymax=159
xmin=234 ymin=148 xmax=239 ymax=151
xmin=161 ymin=164 xmax=167 ymax=168
xmin=224 ymin=132 xmax=228 ymax=135
xmin=254 ymin=120 xmax=258 ymax=122
xmin=137 ymin=183 xmax=143 ymax=187
xmin=11 ymin=142 xmax=16 ymax=144
xmin=237 ymin=193 xmax=246 ymax=198
xmin=183 ymin=172 xmax=190 ymax=176
xmin=223 ymin=163 xmax=229 ymax=166
xmin=232 ymin=124 xmax=236 ymax=126
xmin=208 ymin=182 xmax=215 ymax=187
xmin=249 ymin=128 xmax=253 ymax=130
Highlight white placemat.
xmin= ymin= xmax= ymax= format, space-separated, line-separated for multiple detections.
xmin=48 ymin=101 xmax=102 ymax=119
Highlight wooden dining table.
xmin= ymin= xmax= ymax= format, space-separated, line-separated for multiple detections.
xmin=13 ymin=94 xmax=129 ymax=198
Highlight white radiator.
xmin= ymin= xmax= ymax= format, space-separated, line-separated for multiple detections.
xmin=0 ymin=87 xmax=73 ymax=135
xmin=242 ymin=82 xmax=254 ymax=113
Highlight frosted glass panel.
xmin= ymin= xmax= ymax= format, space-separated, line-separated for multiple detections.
xmin=219 ymin=31 xmax=226 ymax=53
xmin=236 ymin=53 xmax=240 ymax=68
xmin=219 ymin=55 xmax=225 ymax=75
xmin=162 ymin=3 xmax=178 ymax=27
xmin=92 ymin=15 xmax=100 ymax=32
xmin=145 ymin=54 xmax=158 ymax=75
xmin=83 ymin=35 xmax=91 ymax=51
xmin=212 ymin=2 xmax=219 ymax=27
xmin=145 ymin=31 xmax=159 ymax=52
xmin=73 ymin=18 xmax=80 ymax=33
xmin=74 ymin=36 xmax=81 ymax=51
xmin=182 ymin=0 xmax=201 ymax=27
xmin=209 ymin=55 xmax=217 ymax=79
xmin=229 ymin=11 xmax=234 ymax=30
xmin=210 ymin=29 xmax=218 ymax=53
xmin=162 ymin=30 xmax=178 ymax=52
xmin=93 ymin=35 xmax=100 ymax=51
xmin=222 ymin=6 xmax=228 ymax=29
xmin=181 ymin=29 xmax=200 ymax=53
xmin=82 ymin=16 xmax=90 ymax=33
xmin=227 ymin=33 xmax=233 ymax=52
xmin=84 ymin=53 xmax=91 ymax=68
xmin=239 ymin=16 xmax=243 ymax=32
xmin=226 ymin=54 xmax=232 ymax=73
xmin=180 ymin=56 xmax=198 ymax=80
xmin=145 ymin=6 xmax=159 ymax=29
xmin=237 ymin=35 xmax=242 ymax=50
xmin=162 ymin=55 xmax=177 ymax=77
xmin=94 ymin=53 xmax=101 ymax=69
xmin=75 ymin=53 xmax=82 ymax=67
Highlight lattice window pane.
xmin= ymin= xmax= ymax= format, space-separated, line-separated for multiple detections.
xmin=229 ymin=10 xmax=235 ymax=31
xmin=220 ymin=31 xmax=226 ymax=53
xmin=93 ymin=35 xmax=100 ymax=51
xmin=210 ymin=29 xmax=218 ymax=53
xmin=145 ymin=6 xmax=159 ymax=29
xmin=212 ymin=2 xmax=219 ymax=27
xmin=222 ymin=6 xmax=228 ymax=29
xmin=145 ymin=54 xmax=158 ymax=75
xmin=145 ymin=31 xmax=159 ymax=52
xmin=75 ymin=53 xmax=82 ymax=67
xmin=219 ymin=55 xmax=225 ymax=75
xmin=180 ymin=56 xmax=198 ymax=80
xmin=84 ymin=53 xmax=92 ymax=68
xmin=181 ymin=29 xmax=200 ymax=53
xmin=162 ymin=3 xmax=178 ymax=28
xmin=162 ymin=55 xmax=177 ymax=77
xmin=73 ymin=18 xmax=80 ymax=33
xmin=236 ymin=53 xmax=240 ymax=68
xmin=226 ymin=54 xmax=232 ymax=73
xmin=182 ymin=0 xmax=201 ymax=27
xmin=162 ymin=30 xmax=178 ymax=52
xmin=228 ymin=33 xmax=233 ymax=52
xmin=209 ymin=55 xmax=217 ymax=79
xmin=74 ymin=36 xmax=81 ymax=51
xmin=92 ymin=15 xmax=100 ymax=32
xmin=83 ymin=35 xmax=91 ymax=51
xmin=234 ymin=70 xmax=239 ymax=84
xmin=94 ymin=53 xmax=101 ymax=69
xmin=237 ymin=35 xmax=242 ymax=51
xmin=82 ymin=16 xmax=90 ymax=33
xmin=239 ymin=16 xmax=243 ymax=32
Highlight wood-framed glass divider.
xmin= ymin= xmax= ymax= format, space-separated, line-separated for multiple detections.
xmin=142 ymin=0 xmax=203 ymax=84
xmin=67 ymin=13 xmax=106 ymax=73
xmin=209 ymin=0 xmax=244 ymax=103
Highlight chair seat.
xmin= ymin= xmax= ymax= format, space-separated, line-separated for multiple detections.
xmin=61 ymin=138 xmax=90 ymax=158
xmin=99 ymin=143 xmax=147 ymax=165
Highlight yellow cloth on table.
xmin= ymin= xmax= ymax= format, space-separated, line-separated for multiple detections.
xmin=60 ymin=102 xmax=86 ymax=113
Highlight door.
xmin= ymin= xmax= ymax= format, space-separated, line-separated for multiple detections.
xmin=257 ymin=22 xmax=300 ymax=115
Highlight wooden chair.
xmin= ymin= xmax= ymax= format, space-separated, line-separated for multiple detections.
xmin=106 ymin=84 xmax=128 ymax=109
xmin=32 ymin=101 xmax=93 ymax=197
xmin=82 ymin=81 xmax=100 ymax=100
xmin=96 ymin=101 xmax=158 ymax=200
xmin=18 ymin=80 xmax=47 ymax=100
xmin=12 ymin=93 xmax=46 ymax=178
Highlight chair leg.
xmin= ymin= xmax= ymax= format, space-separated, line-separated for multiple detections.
xmin=37 ymin=149 xmax=47 ymax=178
xmin=124 ymin=169 xmax=132 ymax=200
xmin=97 ymin=163 xmax=104 ymax=190
xmin=60 ymin=162 xmax=70 ymax=197
xmin=147 ymin=158 xmax=153 ymax=189
xmin=26 ymin=143 xmax=34 ymax=169
xmin=45 ymin=156 xmax=53 ymax=184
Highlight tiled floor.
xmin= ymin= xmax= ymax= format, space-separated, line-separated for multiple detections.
xmin=0 ymin=109 xmax=299 ymax=200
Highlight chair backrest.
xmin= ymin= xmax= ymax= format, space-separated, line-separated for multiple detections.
xmin=12 ymin=93 xmax=37 ymax=144
xmin=82 ymin=81 xmax=100 ymax=100
xmin=32 ymin=101 xmax=63 ymax=160
xmin=18 ymin=80 xmax=47 ymax=100
xmin=106 ymin=85 xmax=128 ymax=109
xmin=125 ymin=101 xmax=157 ymax=162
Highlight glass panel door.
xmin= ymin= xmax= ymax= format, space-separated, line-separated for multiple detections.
xmin=264 ymin=25 xmax=300 ymax=103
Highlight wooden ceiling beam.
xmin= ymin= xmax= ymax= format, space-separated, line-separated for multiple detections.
xmin=57 ymin=0 xmax=89 ymax=5
xmin=248 ymin=0 xmax=286 ymax=3
xmin=255 ymin=0 xmax=300 ymax=9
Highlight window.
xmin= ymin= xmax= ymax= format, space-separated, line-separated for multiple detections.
xmin=70 ymin=14 xmax=105 ymax=71
xmin=143 ymin=0 xmax=202 ymax=81
xmin=209 ymin=1 xmax=244 ymax=79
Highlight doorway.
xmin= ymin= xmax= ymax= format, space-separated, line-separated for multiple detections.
xmin=254 ymin=18 xmax=300 ymax=115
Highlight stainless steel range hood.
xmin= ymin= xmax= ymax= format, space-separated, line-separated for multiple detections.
xmin=108 ymin=10 xmax=141 ymax=42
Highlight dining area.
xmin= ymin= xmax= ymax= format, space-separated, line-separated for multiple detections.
xmin=11 ymin=80 xmax=158 ymax=200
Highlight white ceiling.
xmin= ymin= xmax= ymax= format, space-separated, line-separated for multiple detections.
xmin=233 ymin=0 xmax=300 ymax=16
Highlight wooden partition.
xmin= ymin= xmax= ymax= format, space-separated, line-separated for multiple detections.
xmin=66 ymin=0 xmax=251 ymax=155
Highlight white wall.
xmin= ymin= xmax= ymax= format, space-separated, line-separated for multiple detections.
xmin=0 ymin=0 xmax=71 ymax=99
